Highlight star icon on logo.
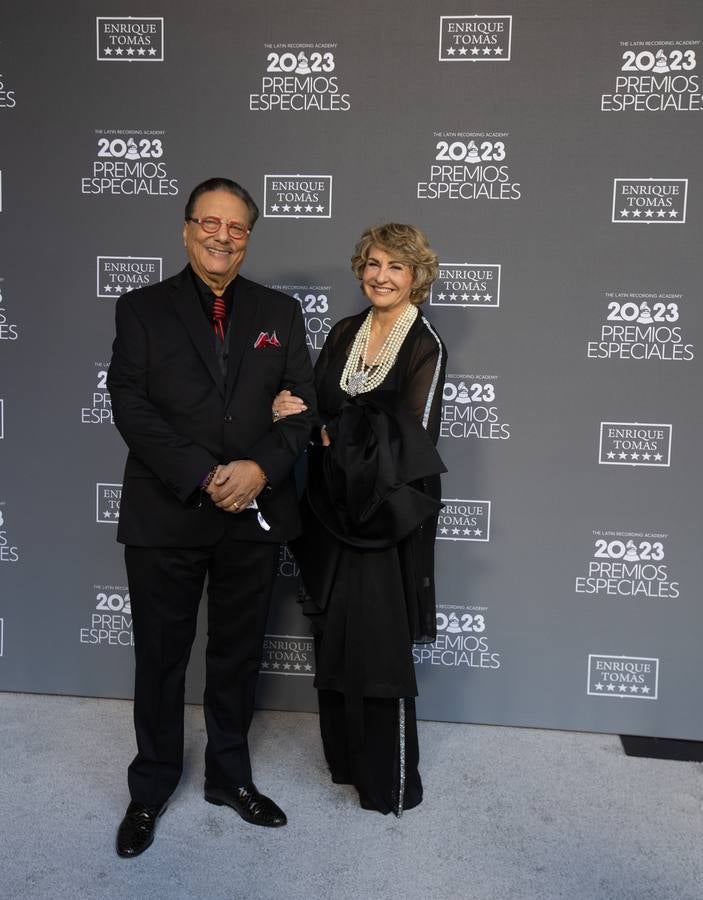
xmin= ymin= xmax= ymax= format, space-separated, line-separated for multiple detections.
xmin=103 ymin=285 xmax=113 ymax=293
xmin=668 ymin=209 xmax=678 ymax=218
xmin=494 ymin=47 xmax=503 ymax=55
xmin=595 ymin=682 xmax=604 ymax=691
xmin=316 ymin=205 xmax=324 ymax=212
xmin=126 ymin=48 xmax=135 ymax=56
xmin=461 ymin=293 xmax=469 ymax=302
xmin=282 ymin=204 xmax=291 ymax=212
xmin=483 ymin=293 xmax=492 ymax=303
xmin=137 ymin=48 xmax=146 ymax=56
xmin=630 ymin=452 xmax=640 ymax=460
xmin=482 ymin=47 xmax=492 ymax=56
xmin=632 ymin=209 xmax=642 ymax=218
xmin=449 ymin=293 xmax=457 ymax=301
xmin=440 ymin=527 xmax=449 ymax=535
xmin=606 ymin=684 xmax=616 ymax=692
xmin=458 ymin=47 xmax=468 ymax=56
xmin=148 ymin=47 xmax=157 ymax=56
xmin=103 ymin=510 xmax=112 ymax=519
xmin=270 ymin=204 xmax=279 ymax=212
xmin=436 ymin=293 xmax=446 ymax=301
xmin=115 ymin=47 xmax=124 ymax=56
xmin=653 ymin=453 xmax=663 ymax=461
xmin=619 ymin=209 xmax=630 ymax=217
xmin=103 ymin=47 xmax=113 ymax=56
xmin=471 ymin=47 xmax=480 ymax=55
xmin=474 ymin=529 xmax=482 ymax=537
xmin=656 ymin=209 xmax=666 ymax=218
xmin=446 ymin=46 xmax=456 ymax=56
xmin=641 ymin=685 xmax=650 ymax=694
xmin=618 ymin=452 xmax=627 ymax=460
xmin=607 ymin=451 xmax=615 ymax=459
xmin=644 ymin=210 xmax=654 ymax=218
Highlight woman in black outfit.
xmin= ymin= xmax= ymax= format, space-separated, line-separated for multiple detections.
xmin=274 ymin=223 xmax=447 ymax=816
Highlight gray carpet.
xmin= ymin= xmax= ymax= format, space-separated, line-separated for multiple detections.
xmin=1 ymin=693 xmax=701 ymax=900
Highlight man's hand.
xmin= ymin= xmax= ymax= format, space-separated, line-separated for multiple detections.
xmin=206 ymin=460 xmax=267 ymax=513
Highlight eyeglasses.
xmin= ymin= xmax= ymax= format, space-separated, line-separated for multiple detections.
xmin=187 ymin=216 xmax=251 ymax=240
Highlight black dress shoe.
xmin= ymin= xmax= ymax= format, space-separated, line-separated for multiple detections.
xmin=116 ymin=800 xmax=167 ymax=858
xmin=204 ymin=782 xmax=287 ymax=827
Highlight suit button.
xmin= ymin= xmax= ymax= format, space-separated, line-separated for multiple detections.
xmin=224 ymin=415 xmax=233 ymax=423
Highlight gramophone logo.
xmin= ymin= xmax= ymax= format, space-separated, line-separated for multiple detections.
xmin=601 ymin=43 xmax=701 ymax=112
xmin=249 ymin=43 xmax=351 ymax=112
xmin=439 ymin=15 xmax=512 ymax=61
xmin=97 ymin=17 xmax=164 ymax=61
xmin=586 ymin=291 xmax=694 ymax=362
xmin=440 ymin=376 xmax=510 ymax=441
xmin=574 ymin=529 xmax=678 ymax=600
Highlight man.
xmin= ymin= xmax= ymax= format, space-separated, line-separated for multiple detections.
xmin=107 ymin=177 xmax=316 ymax=858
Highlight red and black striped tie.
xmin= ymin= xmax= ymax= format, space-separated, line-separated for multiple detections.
xmin=212 ymin=296 xmax=226 ymax=341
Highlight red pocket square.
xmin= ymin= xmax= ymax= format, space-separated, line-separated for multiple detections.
xmin=254 ymin=331 xmax=282 ymax=349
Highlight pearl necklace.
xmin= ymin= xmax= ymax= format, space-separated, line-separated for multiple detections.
xmin=340 ymin=303 xmax=418 ymax=396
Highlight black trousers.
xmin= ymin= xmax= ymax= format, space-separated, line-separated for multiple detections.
xmin=318 ymin=688 xmax=423 ymax=816
xmin=124 ymin=533 xmax=279 ymax=805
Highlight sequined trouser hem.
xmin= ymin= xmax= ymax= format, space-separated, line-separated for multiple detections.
xmin=396 ymin=698 xmax=407 ymax=817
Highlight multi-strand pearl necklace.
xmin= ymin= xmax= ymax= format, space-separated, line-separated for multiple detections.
xmin=340 ymin=303 xmax=418 ymax=396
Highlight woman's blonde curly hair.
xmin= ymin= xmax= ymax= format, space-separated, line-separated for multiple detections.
xmin=350 ymin=223 xmax=439 ymax=305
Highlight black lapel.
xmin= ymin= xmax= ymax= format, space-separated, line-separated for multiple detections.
xmin=170 ymin=267 xmax=225 ymax=397
xmin=224 ymin=276 xmax=258 ymax=404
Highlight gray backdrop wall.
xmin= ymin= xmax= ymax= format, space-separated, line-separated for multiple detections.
xmin=1 ymin=0 xmax=702 ymax=740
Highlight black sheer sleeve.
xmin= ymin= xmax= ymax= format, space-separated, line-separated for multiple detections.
xmin=400 ymin=323 xmax=447 ymax=445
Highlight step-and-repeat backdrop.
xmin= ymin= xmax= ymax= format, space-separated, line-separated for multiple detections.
xmin=1 ymin=0 xmax=701 ymax=740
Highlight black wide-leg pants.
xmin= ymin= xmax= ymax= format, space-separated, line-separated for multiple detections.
xmin=317 ymin=688 xmax=423 ymax=816
xmin=124 ymin=535 xmax=279 ymax=805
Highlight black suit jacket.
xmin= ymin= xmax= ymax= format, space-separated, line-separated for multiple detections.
xmin=107 ymin=266 xmax=317 ymax=546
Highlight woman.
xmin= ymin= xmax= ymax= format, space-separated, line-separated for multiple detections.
xmin=275 ymin=223 xmax=447 ymax=816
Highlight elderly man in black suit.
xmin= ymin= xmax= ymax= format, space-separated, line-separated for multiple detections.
xmin=107 ymin=177 xmax=316 ymax=858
